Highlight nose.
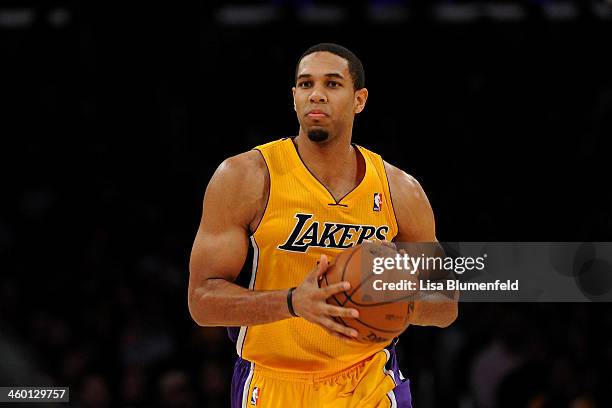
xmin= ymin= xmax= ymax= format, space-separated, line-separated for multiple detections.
xmin=309 ymin=86 xmax=327 ymax=104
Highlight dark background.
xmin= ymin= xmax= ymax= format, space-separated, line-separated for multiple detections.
xmin=2 ymin=1 xmax=612 ymax=407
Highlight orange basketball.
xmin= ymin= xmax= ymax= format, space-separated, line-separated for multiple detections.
xmin=321 ymin=242 xmax=414 ymax=343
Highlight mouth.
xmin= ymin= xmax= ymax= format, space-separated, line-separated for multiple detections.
xmin=306 ymin=110 xmax=329 ymax=119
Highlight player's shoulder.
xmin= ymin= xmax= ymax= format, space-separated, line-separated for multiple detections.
xmin=209 ymin=150 xmax=268 ymax=200
xmin=354 ymin=145 xmax=425 ymax=200
xmin=218 ymin=149 xmax=267 ymax=176
xmin=383 ymin=161 xmax=423 ymax=197
xmin=383 ymin=160 xmax=435 ymax=240
xmin=205 ymin=150 xmax=269 ymax=226
xmin=217 ymin=137 xmax=288 ymax=177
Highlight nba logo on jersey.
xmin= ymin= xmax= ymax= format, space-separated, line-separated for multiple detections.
xmin=373 ymin=193 xmax=382 ymax=212
xmin=250 ymin=386 xmax=261 ymax=406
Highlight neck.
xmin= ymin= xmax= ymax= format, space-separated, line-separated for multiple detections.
xmin=293 ymin=129 xmax=358 ymax=185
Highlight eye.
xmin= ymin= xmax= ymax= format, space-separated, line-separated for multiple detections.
xmin=297 ymin=81 xmax=312 ymax=88
xmin=328 ymin=81 xmax=341 ymax=88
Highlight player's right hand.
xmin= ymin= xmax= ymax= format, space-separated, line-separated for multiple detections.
xmin=291 ymin=254 xmax=360 ymax=340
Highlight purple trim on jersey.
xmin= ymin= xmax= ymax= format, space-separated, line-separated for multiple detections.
xmin=231 ymin=357 xmax=251 ymax=408
xmin=227 ymin=327 xmax=239 ymax=343
xmin=386 ymin=344 xmax=413 ymax=408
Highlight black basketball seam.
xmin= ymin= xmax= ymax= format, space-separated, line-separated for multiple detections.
xmin=339 ymin=246 xmax=361 ymax=306
xmin=346 ymin=292 xmax=421 ymax=307
xmin=335 ymin=315 xmax=356 ymax=331
xmin=329 ymin=267 xmax=406 ymax=335
xmin=341 ymin=243 xmax=384 ymax=306
xmin=342 ymin=244 xmax=413 ymax=307
xmin=347 ymin=266 xmax=380 ymax=302
xmin=340 ymin=246 xmax=359 ymax=281
xmin=326 ymin=294 xmax=358 ymax=331
xmin=349 ymin=313 xmax=403 ymax=333
xmin=345 ymin=245 xmax=384 ymax=300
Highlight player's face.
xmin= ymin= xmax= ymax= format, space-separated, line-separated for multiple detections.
xmin=292 ymin=52 xmax=368 ymax=143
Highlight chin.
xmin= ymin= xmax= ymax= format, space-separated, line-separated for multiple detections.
xmin=307 ymin=128 xmax=330 ymax=143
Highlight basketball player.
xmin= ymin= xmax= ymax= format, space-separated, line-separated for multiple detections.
xmin=188 ymin=43 xmax=458 ymax=407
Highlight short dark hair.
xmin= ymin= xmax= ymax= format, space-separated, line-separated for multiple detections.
xmin=295 ymin=43 xmax=365 ymax=90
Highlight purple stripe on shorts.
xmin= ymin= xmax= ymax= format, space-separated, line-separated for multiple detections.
xmin=227 ymin=327 xmax=240 ymax=343
xmin=386 ymin=344 xmax=413 ymax=408
xmin=231 ymin=357 xmax=252 ymax=408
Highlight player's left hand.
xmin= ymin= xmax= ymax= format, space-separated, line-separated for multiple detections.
xmin=291 ymin=254 xmax=360 ymax=341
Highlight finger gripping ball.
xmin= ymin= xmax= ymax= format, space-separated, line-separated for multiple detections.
xmin=320 ymin=242 xmax=412 ymax=343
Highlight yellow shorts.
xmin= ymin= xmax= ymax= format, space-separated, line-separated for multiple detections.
xmin=231 ymin=345 xmax=412 ymax=408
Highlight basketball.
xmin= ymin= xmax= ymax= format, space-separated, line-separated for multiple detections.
xmin=321 ymin=242 xmax=414 ymax=343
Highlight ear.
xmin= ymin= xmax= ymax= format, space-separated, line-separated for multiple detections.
xmin=292 ymin=86 xmax=297 ymax=111
xmin=354 ymin=88 xmax=368 ymax=114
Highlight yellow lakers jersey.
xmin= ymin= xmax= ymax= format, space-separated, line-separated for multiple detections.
xmin=235 ymin=137 xmax=399 ymax=373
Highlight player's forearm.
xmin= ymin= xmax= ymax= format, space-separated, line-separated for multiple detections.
xmin=189 ymin=278 xmax=292 ymax=327
xmin=409 ymin=291 xmax=458 ymax=328
xmin=407 ymin=242 xmax=459 ymax=327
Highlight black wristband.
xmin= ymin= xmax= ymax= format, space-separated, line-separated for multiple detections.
xmin=287 ymin=287 xmax=299 ymax=317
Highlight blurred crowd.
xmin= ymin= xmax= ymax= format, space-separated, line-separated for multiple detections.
xmin=2 ymin=2 xmax=612 ymax=407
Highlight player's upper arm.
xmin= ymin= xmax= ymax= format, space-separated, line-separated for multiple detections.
xmin=384 ymin=161 xmax=436 ymax=242
xmin=188 ymin=150 xmax=269 ymax=299
xmin=386 ymin=162 xmax=458 ymax=327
